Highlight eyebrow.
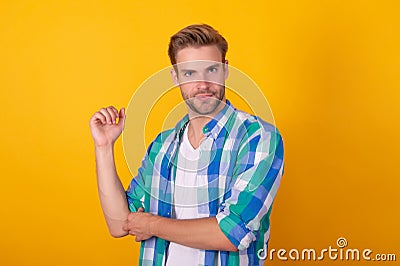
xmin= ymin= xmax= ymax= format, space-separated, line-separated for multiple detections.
xmin=207 ymin=63 xmax=221 ymax=69
xmin=179 ymin=63 xmax=221 ymax=73
xmin=179 ymin=68 xmax=197 ymax=73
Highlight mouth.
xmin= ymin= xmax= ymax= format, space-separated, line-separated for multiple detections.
xmin=194 ymin=93 xmax=214 ymax=99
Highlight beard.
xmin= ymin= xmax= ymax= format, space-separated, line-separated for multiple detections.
xmin=185 ymin=86 xmax=225 ymax=116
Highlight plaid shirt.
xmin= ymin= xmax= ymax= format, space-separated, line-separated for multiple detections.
xmin=126 ymin=100 xmax=284 ymax=266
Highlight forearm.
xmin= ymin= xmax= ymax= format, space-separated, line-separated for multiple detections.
xmin=95 ymin=144 xmax=129 ymax=237
xmin=149 ymin=216 xmax=237 ymax=252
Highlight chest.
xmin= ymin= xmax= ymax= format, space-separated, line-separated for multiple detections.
xmin=150 ymin=135 xmax=239 ymax=217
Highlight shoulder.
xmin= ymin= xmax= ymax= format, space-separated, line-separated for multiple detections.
xmin=232 ymin=110 xmax=282 ymax=142
xmin=231 ymin=111 xmax=284 ymax=169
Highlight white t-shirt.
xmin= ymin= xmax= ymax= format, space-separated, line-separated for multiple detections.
xmin=166 ymin=124 xmax=202 ymax=266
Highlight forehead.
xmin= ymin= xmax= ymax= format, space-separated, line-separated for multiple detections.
xmin=175 ymin=45 xmax=222 ymax=64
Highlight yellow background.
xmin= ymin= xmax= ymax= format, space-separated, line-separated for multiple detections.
xmin=1 ymin=0 xmax=399 ymax=265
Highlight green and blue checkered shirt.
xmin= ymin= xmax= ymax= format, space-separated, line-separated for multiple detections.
xmin=126 ymin=100 xmax=284 ymax=265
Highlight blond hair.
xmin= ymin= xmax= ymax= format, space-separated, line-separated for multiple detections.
xmin=168 ymin=24 xmax=228 ymax=65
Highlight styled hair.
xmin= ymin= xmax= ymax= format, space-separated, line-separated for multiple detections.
xmin=168 ymin=24 xmax=228 ymax=65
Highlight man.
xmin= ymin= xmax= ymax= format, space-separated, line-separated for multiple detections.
xmin=89 ymin=24 xmax=284 ymax=265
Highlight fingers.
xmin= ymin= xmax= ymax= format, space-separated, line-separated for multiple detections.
xmin=122 ymin=224 xmax=128 ymax=231
xmin=107 ymin=106 xmax=119 ymax=124
xmin=134 ymin=234 xmax=150 ymax=242
xmin=91 ymin=106 xmax=125 ymax=126
xmin=99 ymin=106 xmax=115 ymax=125
xmin=127 ymin=212 xmax=136 ymax=220
xmin=123 ymin=222 xmax=133 ymax=235
xmin=90 ymin=111 xmax=107 ymax=125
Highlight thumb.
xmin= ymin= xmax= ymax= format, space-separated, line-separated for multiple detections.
xmin=137 ymin=207 xmax=144 ymax=212
xmin=118 ymin=108 xmax=126 ymax=129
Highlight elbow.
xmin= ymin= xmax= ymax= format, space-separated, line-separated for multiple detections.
xmin=109 ymin=228 xmax=128 ymax=238
xmin=110 ymin=232 xmax=126 ymax=238
xmin=105 ymin=218 xmax=129 ymax=238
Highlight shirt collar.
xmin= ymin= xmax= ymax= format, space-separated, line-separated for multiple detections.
xmin=174 ymin=99 xmax=236 ymax=142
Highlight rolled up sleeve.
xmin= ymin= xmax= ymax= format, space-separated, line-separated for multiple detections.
xmin=216 ymin=127 xmax=284 ymax=250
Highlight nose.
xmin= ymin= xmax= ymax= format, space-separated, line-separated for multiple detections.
xmin=195 ymin=72 xmax=208 ymax=86
xmin=196 ymin=79 xmax=210 ymax=88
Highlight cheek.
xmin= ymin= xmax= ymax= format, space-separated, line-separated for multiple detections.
xmin=212 ymin=84 xmax=224 ymax=94
xmin=180 ymin=84 xmax=196 ymax=97
xmin=179 ymin=85 xmax=191 ymax=98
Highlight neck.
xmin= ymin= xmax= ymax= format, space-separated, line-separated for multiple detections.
xmin=187 ymin=116 xmax=209 ymax=140
xmin=186 ymin=100 xmax=226 ymax=148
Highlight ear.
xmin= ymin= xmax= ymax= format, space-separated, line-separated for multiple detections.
xmin=224 ymin=60 xmax=229 ymax=80
xmin=170 ymin=69 xmax=179 ymax=86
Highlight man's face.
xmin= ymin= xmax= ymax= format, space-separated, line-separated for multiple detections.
xmin=172 ymin=45 xmax=228 ymax=116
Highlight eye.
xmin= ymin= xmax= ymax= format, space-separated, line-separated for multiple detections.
xmin=208 ymin=67 xmax=217 ymax=73
xmin=184 ymin=71 xmax=193 ymax=77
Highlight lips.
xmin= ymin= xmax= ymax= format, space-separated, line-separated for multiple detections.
xmin=195 ymin=93 xmax=214 ymax=98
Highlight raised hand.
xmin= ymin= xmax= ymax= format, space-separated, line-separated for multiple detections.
xmin=89 ymin=106 xmax=125 ymax=147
